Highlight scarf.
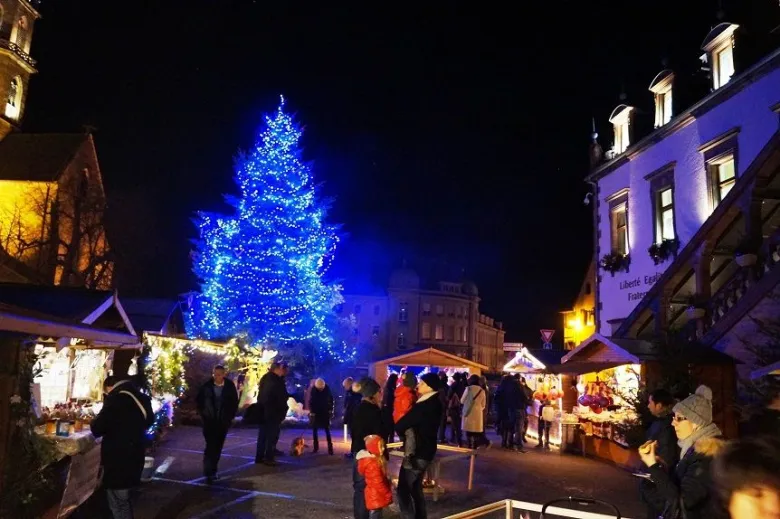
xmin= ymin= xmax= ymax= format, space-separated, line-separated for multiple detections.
xmin=678 ymin=421 xmax=720 ymax=459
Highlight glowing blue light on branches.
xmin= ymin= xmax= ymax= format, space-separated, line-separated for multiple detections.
xmin=188 ymin=96 xmax=354 ymax=363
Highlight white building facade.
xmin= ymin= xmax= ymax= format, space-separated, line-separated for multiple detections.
xmin=589 ymin=23 xmax=780 ymax=342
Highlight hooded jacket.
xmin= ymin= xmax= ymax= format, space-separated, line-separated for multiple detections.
xmin=393 ymin=384 xmax=416 ymax=423
xmin=357 ymin=435 xmax=393 ymax=511
xmin=90 ymin=380 xmax=154 ymax=489
xmin=645 ymin=436 xmax=727 ymax=519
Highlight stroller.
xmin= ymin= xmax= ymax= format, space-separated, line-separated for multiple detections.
xmin=535 ymin=497 xmax=621 ymax=519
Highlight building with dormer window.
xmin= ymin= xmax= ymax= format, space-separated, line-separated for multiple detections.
xmin=581 ymin=6 xmax=780 ymax=385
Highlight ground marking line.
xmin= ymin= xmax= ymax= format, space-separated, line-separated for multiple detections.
xmin=222 ymin=440 xmax=260 ymax=450
xmin=187 ymin=461 xmax=256 ymax=483
xmin=186 ymin=491 xmax=261 ymax=519
xmin=156 ymin=446 xmax=254 ymax=460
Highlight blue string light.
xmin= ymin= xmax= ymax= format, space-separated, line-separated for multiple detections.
xmin=188 ymin=96 xmax=355 ymax=363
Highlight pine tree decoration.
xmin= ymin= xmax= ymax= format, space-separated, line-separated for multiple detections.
xmin=189 ymin=96 xmax=351 ymax=362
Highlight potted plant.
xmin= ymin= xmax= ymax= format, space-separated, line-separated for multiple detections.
xmin=685 ymin=294 xmax=708 ymax=320
xmin=600 ymin=252 xmax=631 ymax=277
xmin=648 ymin=238 xmax=680 ymax=265
xmin=735 ymin=235 xmax=761 ymax=267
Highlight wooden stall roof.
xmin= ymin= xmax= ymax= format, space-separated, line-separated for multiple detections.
xmin=559 ymin=333 xmax=736 ymax=374
xmin=0 ymin=302 xmax=139 ymax=348
xmin=372 ymin=347 xmax=488 ymax=370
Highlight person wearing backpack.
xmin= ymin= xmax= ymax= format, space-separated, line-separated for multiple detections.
xmin=91 ymin=375 xmax=154 ymax=519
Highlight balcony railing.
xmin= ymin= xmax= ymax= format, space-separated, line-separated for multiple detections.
xmin=0 ymin=39 xmax=36 ymax=67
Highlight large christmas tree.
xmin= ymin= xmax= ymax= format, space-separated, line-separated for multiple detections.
xmin=189 ymin=97 xmax=350 ymax=362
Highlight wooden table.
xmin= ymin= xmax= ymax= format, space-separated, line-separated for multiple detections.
xmin=387 ymin=442 xmax=478 ymax=502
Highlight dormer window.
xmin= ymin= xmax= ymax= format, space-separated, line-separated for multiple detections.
xmin=5 ymin=76 xmax=21 ymax=120
xmin=649 ymin=70 xmax=674 ymax=128
xmin=609 ymin=105 xmax=634 ymax=155
xmin=702 ymin=23 xmax=739 ymax=90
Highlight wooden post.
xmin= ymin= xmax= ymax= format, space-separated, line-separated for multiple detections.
xmin=0 ymin=333 xmax=23 ymax=495
xmin=467 ymin=451 xmax=475 ymax=491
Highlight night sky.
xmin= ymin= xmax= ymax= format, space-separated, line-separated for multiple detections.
xmin=20 ymin=0 xmax=761 ymax=343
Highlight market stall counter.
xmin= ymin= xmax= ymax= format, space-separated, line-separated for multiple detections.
xmin=559 ymin=333 xmax=737 ymax=469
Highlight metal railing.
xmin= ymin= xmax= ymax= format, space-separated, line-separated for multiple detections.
xmin=442 ymin=497 xmax=631 ymax=519
xmin=0 ymin=38 xmax=36 ymax=67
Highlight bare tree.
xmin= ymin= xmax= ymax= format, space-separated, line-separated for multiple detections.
xmin=0 ymin=169 xmax=113 ymax=289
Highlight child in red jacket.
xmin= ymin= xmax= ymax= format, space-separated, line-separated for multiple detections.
xmin=394 ymin=372 xmax=418 ymax=465
xmin=357 ymin=434 xmax=393 ymax=518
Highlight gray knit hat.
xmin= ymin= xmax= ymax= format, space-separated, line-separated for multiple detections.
xmin=673 ymin=385 xmax=713 ymax=427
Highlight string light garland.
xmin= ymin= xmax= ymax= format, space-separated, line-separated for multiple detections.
xmin=188 ymin=96 xmax=355 ymax=363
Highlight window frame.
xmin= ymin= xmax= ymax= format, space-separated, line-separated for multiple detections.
xmin=421 ymin=322 xmax=431 ymax=340
xmin=398 ymin=302 xmax=408 ymax=323
xmin=646 ymin=163 xmax=676 ymax=244
xmin=713 ymin=40 xmax=735 ymax=89
xmin=434 ymin=324 xmax=444 ymax=340
xmin=607 ymin=190 xmax=630 ymax=255
xmin=700 ymin=129 xmax=739 ymax=212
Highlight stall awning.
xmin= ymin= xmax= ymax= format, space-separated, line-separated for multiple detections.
xmin=371 ymin=347 xmax=488 ymax=371
xmin=0 ymin=302 xmax=140 ymax=349
xmin=560 ymin=333 xmax=736 ymax=370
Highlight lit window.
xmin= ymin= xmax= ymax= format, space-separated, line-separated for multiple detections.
xmin=656 ymin=187 xmax=675 ymax=241
xmin=650 ymin=71 xmax=674 ymax=128
xmin=702 ymin=23 xmax=739 ymax=90
xmin=715 ymin=43 xmax=735 ymax=89
xmin=610 ymin=204 xmax=628 ymax=255
xmin=459 ymin=326 xmax=466 ymax=341
xmin=421 ymin=322 xmax=431 ymax=340
xmin=711 ymin=156 xmax=736 ymax=206
xmin=422 ymin=302 xmax=431 ymax=316
xmin=5 ymin=76 xmax=21 ymax=120
xmin=435 ymin=304 xmax=444 ymax=316
xmin=398 ymin=303 xmax=408 ymax=323
xmin=609 ymin=105 xmax=634 ymax=155
xmin=435 ymin=324 xmax=443 ymax=340
xmin=397 ymin=333 xmax=406 ymax=349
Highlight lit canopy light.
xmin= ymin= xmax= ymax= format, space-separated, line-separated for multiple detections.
xmin=503 ymin=347 xmax=546 ymax=372
xmin=187 ymin=96 xmax=352 ymax=363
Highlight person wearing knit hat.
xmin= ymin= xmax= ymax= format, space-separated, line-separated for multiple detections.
xmin=401 ymin=371 xmax=418 ymax=389
xmin=420 ymin=372 xmax=442 ymax=392
xmin=639 ymin=385 xmax=726 ymax=519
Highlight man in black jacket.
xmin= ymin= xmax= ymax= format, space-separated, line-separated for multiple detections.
xmin=350 ymin=377 xmax=388 ymax=519
xmin=91 ymin=375 xmax=154 ymax=519
xmin=395 ymin=372 xmax=444 ymax=519
xmin=255 ymin=362 xmax=289 ymax=466
xmin=640 ymin=388 xmax=679 ymax=519
xmin=197 ymin=365 xmax=240 ymax=483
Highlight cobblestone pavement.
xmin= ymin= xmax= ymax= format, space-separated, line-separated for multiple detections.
xmin=110 ymin=426 xmax=644 ymax=519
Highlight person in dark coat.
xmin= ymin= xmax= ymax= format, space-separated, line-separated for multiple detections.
xmin=640 ymin=388 xmax=680 ymax=519
xmin=495 ymin=375 xmax=520 ymax=449
xmin=640 ymin=385 xmax=727 ymax=519
xmin=395 ymin=373 xmax=444 ymax=519
xmin=745 ymin=387 xmax=780 ymax=437
xmin=381 ymin=373 xmax=398 ymax=444
xmin=512 ymin=374 xmax=528 ymax=452
xmin=447 ymin=373 xmax=466 ymax=446
xmin=437 ymin=371 xmax=450 ymax=443
xmin=255 ymin=362 xmax=289 ymax=466
xmin=91 ymin=375 xmax=154 ymax=519
xmin=309 ymin=377 xmax=335 ymax=454
xmin=196 ymin=365 xmax=239 ymax=483
xmin=351 ymin=377 xmax=389 ymax=519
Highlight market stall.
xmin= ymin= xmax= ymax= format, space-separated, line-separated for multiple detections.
xmin=560 ymin=333 xmax=737 ymax=468
xmin=502 ymin=347 xmax=576 ymax=448
xmin=369 ymin=347 xmax=488 ymax=388
xmin=0 ymin=303 xmax=139 ymax=516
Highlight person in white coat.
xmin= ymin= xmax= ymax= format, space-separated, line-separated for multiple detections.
xmin=460 ymin=375 xmax=486 ymax=449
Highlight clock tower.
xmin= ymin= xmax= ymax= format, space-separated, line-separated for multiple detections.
xmin=0 ymin=0 xmax=38 ymax=141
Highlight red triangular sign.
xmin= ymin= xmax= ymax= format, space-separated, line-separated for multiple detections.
xmin=540 ymin=329 xmax=555 ymax=343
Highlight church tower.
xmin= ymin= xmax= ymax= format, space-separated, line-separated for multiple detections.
xmin=0 ymin=0 xmax=39 ymax=141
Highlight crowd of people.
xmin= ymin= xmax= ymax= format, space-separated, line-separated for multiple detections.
xmin=87 ymin=363 xmax=780 ymax=519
